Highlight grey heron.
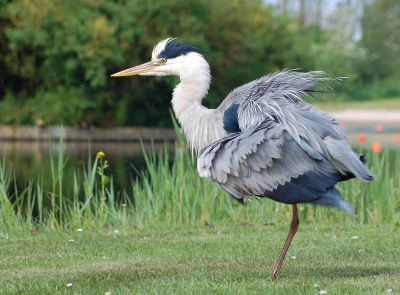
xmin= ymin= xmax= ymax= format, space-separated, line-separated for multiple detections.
xmin=112 ymin=38 xmax=375 ymax=279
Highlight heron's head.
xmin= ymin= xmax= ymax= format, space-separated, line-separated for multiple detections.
xmin=111 ymin=38 xmax=208 ymax=78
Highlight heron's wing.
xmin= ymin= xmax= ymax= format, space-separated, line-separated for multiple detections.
xmin=197 ymin=118 xmax=353 ymax=212
xmin=295 ymin=103 xmax=375 ymax=181
xmin=218 ymin=70 xmax=341 ymax=156
xmin=218 ymin=69 xmax=335 ymax=129
xmin=218 ymin=69 xmax=375 ymax=182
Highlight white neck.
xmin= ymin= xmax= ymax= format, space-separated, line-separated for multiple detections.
xmin=170 ymin=53 xmax=226 ymax=154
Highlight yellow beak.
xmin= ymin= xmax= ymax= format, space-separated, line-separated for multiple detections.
xmin=111 ymin=61 xmax=158 ymax=77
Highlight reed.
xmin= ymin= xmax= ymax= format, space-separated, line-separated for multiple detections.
xmin=131 ymin=142 xmax=400 ymax=227
xmin=0 ymin=131 xmax=399 ymax=237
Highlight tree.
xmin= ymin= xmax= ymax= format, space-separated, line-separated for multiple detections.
xmin=360 ymin=0 xmax=400 ymax=83
xmin=0 ymin=0 xmax=297 ymax=127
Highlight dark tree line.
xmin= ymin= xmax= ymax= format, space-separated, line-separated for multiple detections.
xmin=0 ymin=0 xmax=399 ymax=127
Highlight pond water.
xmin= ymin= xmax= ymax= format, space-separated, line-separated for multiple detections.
xmin=1 ymin=129 xmax=399 ymax=201
xmin=0 ymin=140 xmax=175 ymax=200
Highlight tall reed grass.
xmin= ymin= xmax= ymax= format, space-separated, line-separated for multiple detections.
xmin=132 ymin=143 xmax=400 ymax=227
xmin=0 ymin=130 xmax=399 ymax=237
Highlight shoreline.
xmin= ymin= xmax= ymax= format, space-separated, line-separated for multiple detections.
xmin=0 ymin=110 xmax=398 ymax=142
xmin=329 ymin=109 xmax=400 ymax=127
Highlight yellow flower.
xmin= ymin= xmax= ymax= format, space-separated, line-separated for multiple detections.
xmin=368 ymin=229 xmax=375 ymax=232
xmin=97 ymin=151 xmax=105 ymax=158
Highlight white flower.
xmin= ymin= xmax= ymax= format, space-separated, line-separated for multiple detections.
xmin=313 ymin=284 xmax=319 ymax=288
xmin=352 ymin=236 xmax=358 ymax=239
xmin=320 ymin=290 xmax=327 ymax=295
xmin=114 ymin=230 xmax=119 ymax=233
xmin=290 ymin=256 xmax=296 ymax=259
xmin=122 ymin=204 xmax=127 ymax=207
xmin=358 ymin=249 xmax=363 ymax=252
xmin=77 ymin=228 xmax=83 ymax=232
xmin=102 ymin=256 xmax=107 ymax=259
xmin=68 ymin=239 xmax=75 ymax=242
xmin=67 ymin=283 xmax=73 ymax=287
xmin=386 ymin=289 xmax=392 ymax=293
xmin=275 ymin=208 xmax=279 ymax=212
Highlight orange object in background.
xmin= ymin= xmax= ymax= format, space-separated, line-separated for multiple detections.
xmin=372 ymin=142 xmax=382 ymax=153
xmin=358 ymin=133 xmax=366 ymax=144
xmin=375 ymin=125 xmax=384 ymax=132
xmin=393 ymin=134 xmax=400 ymax=143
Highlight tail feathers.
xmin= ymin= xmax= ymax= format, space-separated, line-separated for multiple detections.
xmin=310 ymin=187 xmax=354 ymax=214
xmin=354 ymin=153 xmax=375 ymax=181
xmin=339 ymin=154 xmax=373 ymax=182
xmin=324 ymin=137 xmax=376 ymax=182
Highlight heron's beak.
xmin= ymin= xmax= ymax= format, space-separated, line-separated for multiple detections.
xmin=111 ymin=61 xmax=159 ymax=77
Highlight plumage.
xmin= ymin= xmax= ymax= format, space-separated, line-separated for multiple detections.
xmin=153 ymin=38 xmax=207 ymax=60
xmin=223 ymin=104 xmax=240 ymax=133
xmin=112 ymin=38 xmax=376 ymax=279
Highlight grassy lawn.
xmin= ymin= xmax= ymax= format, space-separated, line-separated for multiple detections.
xmin=312 ymin=97 xmax=400 ymax=110
xmin=0 ymin=130 xmax=399 ymax=294
xmin=1 ymin=224 xmax=399 ymax=294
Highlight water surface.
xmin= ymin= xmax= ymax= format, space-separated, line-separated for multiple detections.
xmin=0 ymin=141 xmax=175 ymax=200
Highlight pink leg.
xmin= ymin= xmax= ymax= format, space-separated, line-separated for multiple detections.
xmin=271 ymin=204 xmax=299 ymax=279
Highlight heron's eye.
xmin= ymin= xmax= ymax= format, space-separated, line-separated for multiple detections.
xmin=160 ymin=58 xmax=167 ymax=64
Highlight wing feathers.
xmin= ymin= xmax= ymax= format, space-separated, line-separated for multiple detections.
xmin=198 ymin=118 xmax=349 ymax=208
xmin=215 ymin=69 xmax=375 ymax=184
xmin=204 ymin=69 xmax=375 ymax=211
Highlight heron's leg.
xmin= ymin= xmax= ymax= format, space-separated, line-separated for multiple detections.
xmin=271 ymin=204 xmax=299 ymax=280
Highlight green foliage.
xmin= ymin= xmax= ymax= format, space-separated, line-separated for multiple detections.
xmin=360 ymin=0 xmax=400 ymax=83
xmin=0 ymin=0 xmax=399 ymax=125
xmin=0 ymin=0 xmax=296 ymax=127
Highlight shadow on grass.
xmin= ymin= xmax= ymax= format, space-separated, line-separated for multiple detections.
xmin=288 ymin=265 xmax=400 ymax=279
xmin=55 ymin=261 xmax=400 ymax=282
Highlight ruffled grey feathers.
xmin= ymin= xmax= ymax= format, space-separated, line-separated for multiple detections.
xmin=198 ymin=69 xmax=375 ymax=212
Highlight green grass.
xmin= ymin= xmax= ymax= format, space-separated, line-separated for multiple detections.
xmin=0 ymin=127 xmax=399 ymax=293
xmin=0 ymin=136 xmax=399 ymax=237
xmin=312 ymin=97 xmax=400 ymax=110
xmin=0 ymin=224 xmax=399 ymax=294
xmin=131 ymin=144 xmax=400 ymax=227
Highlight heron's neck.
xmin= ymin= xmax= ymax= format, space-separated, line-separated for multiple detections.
xmin=171 ymin=58 xmax=226 ymax=154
